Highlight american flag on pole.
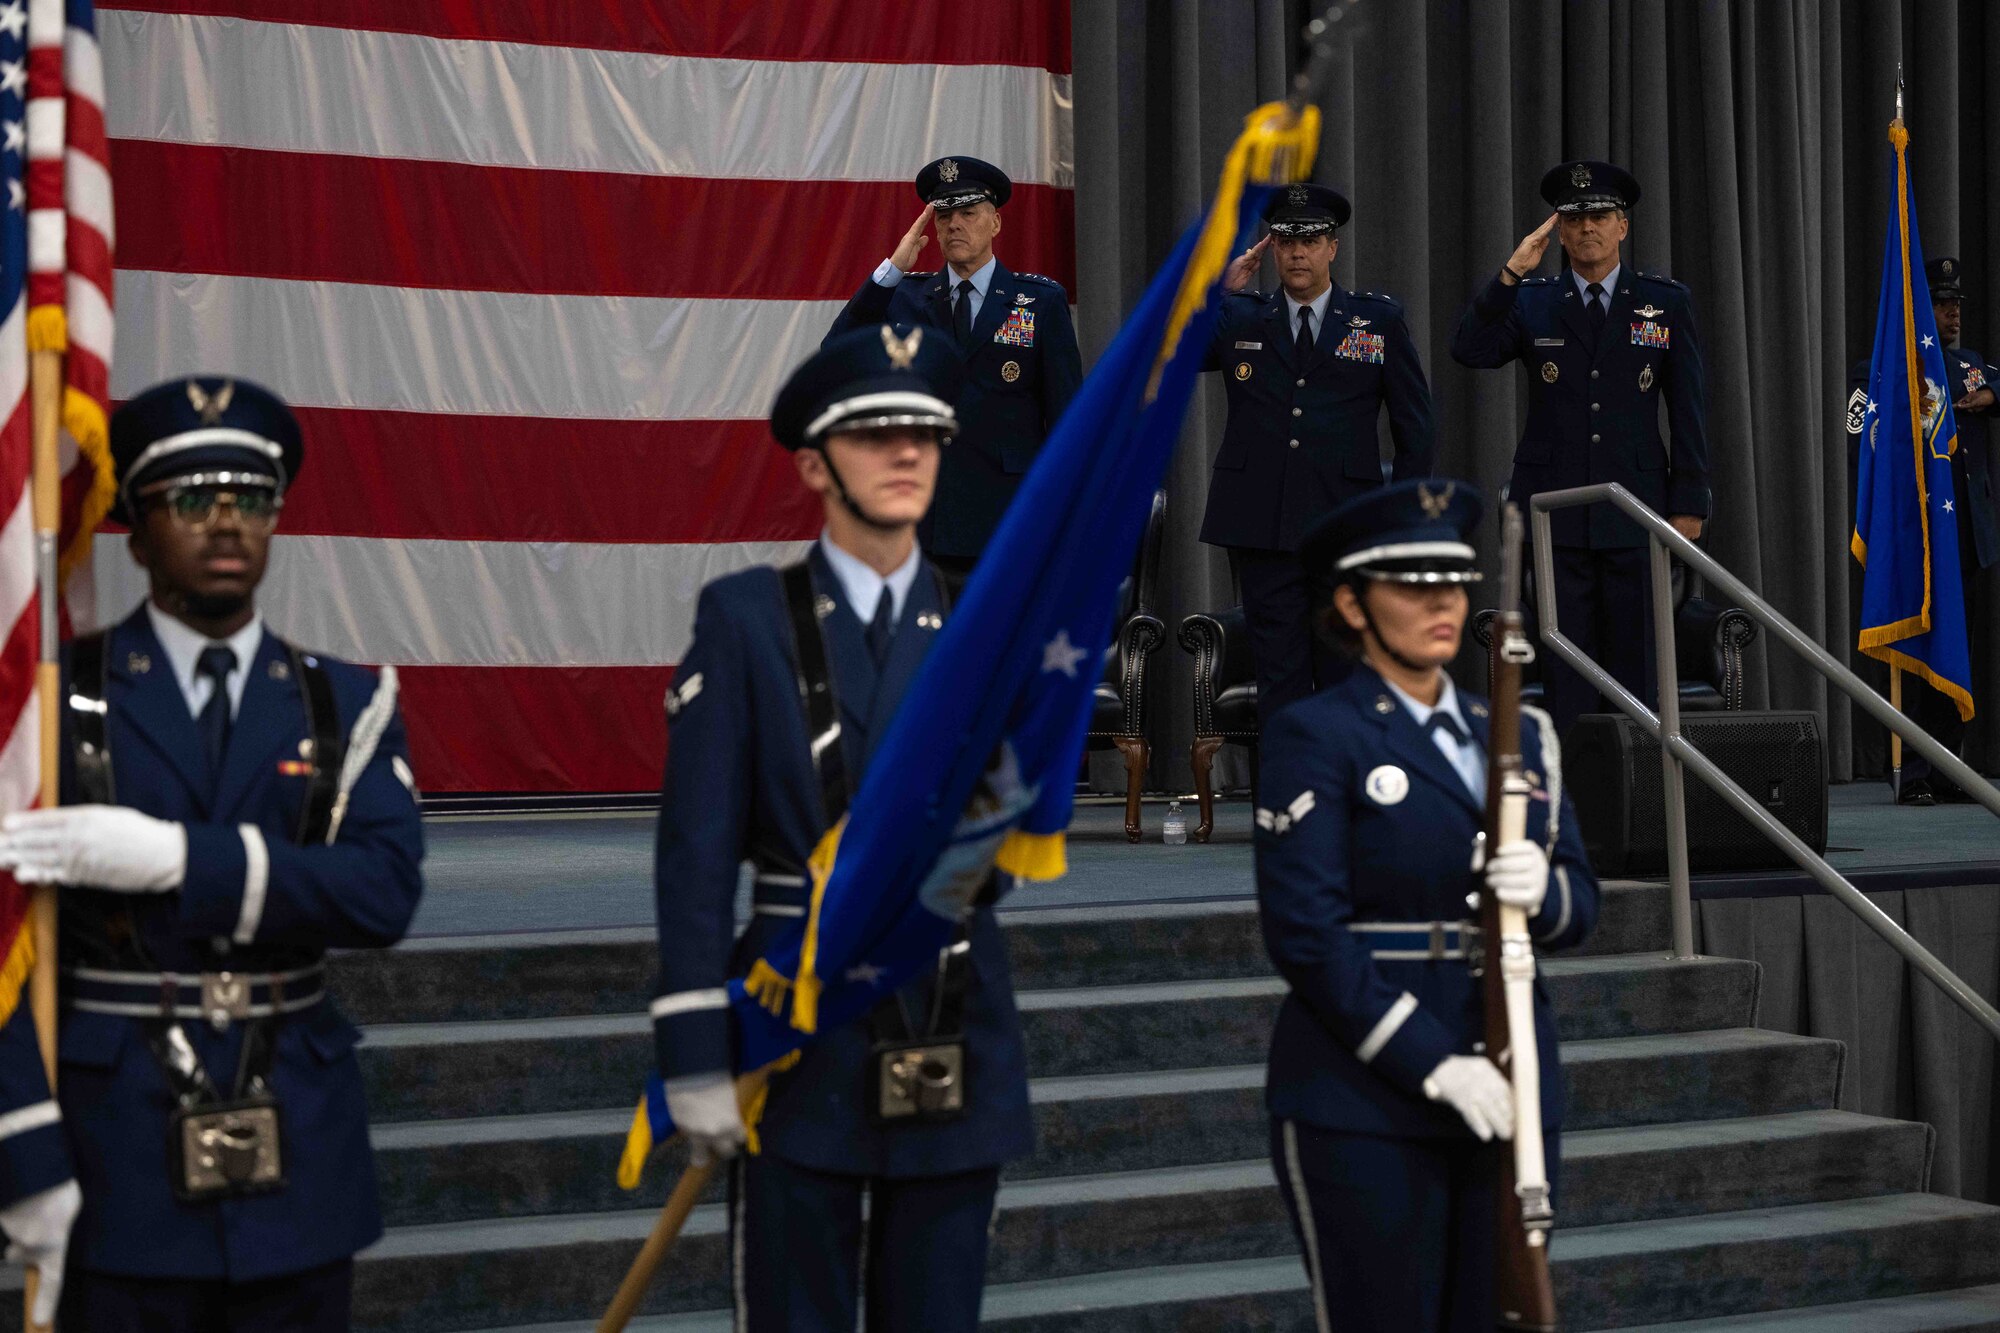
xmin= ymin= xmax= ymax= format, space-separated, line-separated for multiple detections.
xmin=93 ymin=3 xmax=1075 ymax=792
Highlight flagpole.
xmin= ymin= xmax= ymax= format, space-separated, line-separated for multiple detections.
xmin=1890 ymin=665 xmax=1903 ymax=797
xmin=23 ymin=346 xmax=61 ymax=1332
xmin=597 ymin=1068 xmax=769 ymax=1333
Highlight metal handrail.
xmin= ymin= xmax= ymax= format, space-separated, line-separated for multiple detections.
xmin=1527 ymin=483 xmax=2000 ymax=1045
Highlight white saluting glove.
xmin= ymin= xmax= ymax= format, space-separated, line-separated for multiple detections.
xmin=1424 ymin=1055 xmax=1516 ymax=1142
xmin=664 ymin=1071 xmax=747 ymax=1167
xmin=2 ymin=1179 xmax=80 ymax=1326
xmin=1485 ymin=838 xmax=1550 ymax=915
xmin=0 ymin=807 xmax=186 ymax=892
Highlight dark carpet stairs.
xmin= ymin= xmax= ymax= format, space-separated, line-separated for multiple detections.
xmin=82 ymin=882 xmax=2000 ymax=1330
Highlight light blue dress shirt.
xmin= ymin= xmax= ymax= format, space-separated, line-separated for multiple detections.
xmin=817 ymin=532 xmax=922 ymax=625
xmin=1570 ymin=262 xmax=1622 ymax=316
xmin=1386 ymin=674 xmax=1486 ymax=805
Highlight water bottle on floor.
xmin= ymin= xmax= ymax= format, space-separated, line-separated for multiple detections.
xmin=1163 ymin=799 xmax=1187 ymax=845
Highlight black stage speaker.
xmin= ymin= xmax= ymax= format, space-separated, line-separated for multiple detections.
xmin=1566 ymin=711 xmax=1828 ymax=877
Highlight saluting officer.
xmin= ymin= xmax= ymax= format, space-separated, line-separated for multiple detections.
xmin=1255 ymin=479 xmax=1599 ymax=1331
xmin=0 ymin=1006 xmax=80 ymax=1326
xmin=1452 ymin=161 xmax=1711 ymax=736
xmin=0 ymin=378 xmax=425 ymax=1330
xmin=1204 ymin=183 xmax=1437 ymax=722
xmin=825 ymin=156 xmax=1083 ymax=581
xmin=650 ymin=326 xmax=1033 ymax=1331
xmin=1848 ymin=256 xmax=2000 ymax=803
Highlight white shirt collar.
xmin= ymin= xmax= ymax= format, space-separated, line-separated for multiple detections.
xmin=952 ymin=256 xmax=999 ymax=299
xmin=1385 ymin=672 xmax=1469 ymax=732
xmin=817 ymin=532 xmax=923 ymax=625
xmin=1283 ymin=283 xmax=1335 ymax=334
xmin=1571 ymin=263 xmax=1622 ymax=304
xmin=145 ymin=601 xmax=265 ymax=720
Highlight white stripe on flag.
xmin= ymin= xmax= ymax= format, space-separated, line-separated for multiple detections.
xmin=66 ymin=148 xmax=114 ymax=246
xmin=112 ymin=270 xmax=847 ymax=422
xmin=102 ymin=11 xmax=1073 ymax=187
xmin=0 ymin=302 xmax=26 ymax=426
xmin=64 ymin=26 xmax=106 ymax=109
xmin=65 ymin=270 xmax=111 ymax=361
xmin=92 ymin=533 xmax=812 ymax=667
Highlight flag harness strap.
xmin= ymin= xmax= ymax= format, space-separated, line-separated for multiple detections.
xmin=776 ymin=562 xmax=974 ymax=1067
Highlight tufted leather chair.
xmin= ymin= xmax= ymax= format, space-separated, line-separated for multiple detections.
xmin=1084 ymin=490 xmax=1170 ymax=842
xmin=1472 ymin=571 xmax=1758 ymax=712
xmin=1177 ymin=604 xmax=1261 ymax=843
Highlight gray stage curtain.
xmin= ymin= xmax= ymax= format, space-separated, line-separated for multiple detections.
xmin=1700 ymin=885 xmax=2000 ymax=1201
xmin=1073 ymin=1 xmax=2000 ymax=793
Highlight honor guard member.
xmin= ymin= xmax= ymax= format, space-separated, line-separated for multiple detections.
xmin=1452 ymin=161 xmax=1711 ymax=736
xmin=0 ymin=1006 xmax=80 ymax=1327
xmin=825 ymin=155 xmax=1083 ymax=580
xmin=1255 ymin=480 xmax=1599 ymax=1331
xmin=0 ymin=378 xmax=425 ymax=1330
xmin=1848 ymin=257 xmax=2000 ymax=803
xmin=650 ymin=326 xmax=1034 ymax=1331
xmin=1204 ymin=183 xmax=1438 ymax=722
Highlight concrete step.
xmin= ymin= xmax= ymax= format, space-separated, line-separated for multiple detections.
xmin=1558 ymin=1194 xmax=2000 ymax=1329
xmin=1562 ymin=1029 xmax=1843 ymax=1131
xmin=352 ymin=1160 xmax=1293 ymax=1333
xmin=421 ymin=1193 xmax=2000 ymax=1333
xmin=332 ymin=884 xmax=1673 ymax=1026
xmin=357 ymin=955 xmax=1763 ymax=1123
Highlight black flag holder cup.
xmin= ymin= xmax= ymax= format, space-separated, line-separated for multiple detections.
xmin=1480 ymin=505 xmax=1559 ymax=1331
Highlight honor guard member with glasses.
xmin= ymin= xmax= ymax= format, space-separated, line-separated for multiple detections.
xmin=1452 ymin=161 xmax=1711 ymax=736
xmin=1255 ymin=480 xmax=1598 ymax=1331
xmin=1848 ymin=257 xmax=2000 ymax=804
xmin=825 ymin=156 xmax=1083 ymax=581
xmin=650 ymin=326 xmax=1034 ymax=1332
xmin=1205 ymin=183 xmax=1438 ymax=722
xmin=0 ymin=378 xmax=425 ymax=1331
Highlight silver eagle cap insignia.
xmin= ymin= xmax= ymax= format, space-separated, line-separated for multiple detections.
xmin=880 ymin=325 xmax=923 ymax=369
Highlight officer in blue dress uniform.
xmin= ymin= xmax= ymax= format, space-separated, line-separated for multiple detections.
xmin=1847 ymin=256 xmax=2000 ymax=802
xmin=1255 ymin=479 xmax=1599 ymax=1330
xmin=1204 ymin=183 xmax=1438 ymax=722
xmin=0 ymin=1005 xmax=79 ymax=1326
xmin=650 ymin=326 xmax=1033 ymax=1331
xmin=0 ymin=377 xmax=425 ymax=1330
xmin=1452 ymin=160 xmax=1711 ymax=736
xmin=824 ymin=155 xmax=1083 ymax=580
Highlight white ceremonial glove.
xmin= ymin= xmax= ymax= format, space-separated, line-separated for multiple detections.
xmin=664 ymin=1071 xmax=747 ymax=1167
xmin=1485 ymin=838 xmax=1550 ymax=915
xmin=1423 ymin=1055 xmax=1516 ymax=1142
xmin=0 ymin=807 xmax=187 ymax=892
xmin=2 ymin=1179 xmax=80 ymax=1327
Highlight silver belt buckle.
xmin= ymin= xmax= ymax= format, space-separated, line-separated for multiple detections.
xmin=202 ymin=972 xmax=252 ymax=1032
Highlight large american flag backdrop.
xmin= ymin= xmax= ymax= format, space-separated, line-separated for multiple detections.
xmin=90 ymin=3 xmax=1076 ymax=792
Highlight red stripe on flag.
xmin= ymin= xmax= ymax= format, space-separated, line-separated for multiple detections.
xmin=100 ymin=0 xmax=1074 ymax=72
xmin=111 ymin=143 xmax=1079 ymax=300
xmin=398 ymin=663 xmax=675 ymax=793
xmin=0 ymin=599 xmax=39 ymax=775
xmin=272 ymin=408 xmax=819 ymax=544
xmin=0 ymin=408 xmax=31 ymax=502
xmin=66 ymin=93 xmax=110 ymax=169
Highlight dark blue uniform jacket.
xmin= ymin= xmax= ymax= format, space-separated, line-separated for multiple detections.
xmin=1199 ymin=285 xmax=1436 ymax=552
xmin=1452 ymin=271 xmax=1710 ymax=549
xmin=0 ymin=1007 xmax=69 ymax=1208
xmin=651 ymin=547 xmax=1034 ymax=1178
xmin=824 ymin=263 xmax=1082 ymax=560
xmin=1255 ymin=667 xmax=1598 ymax=1138
xmin=56 ymin=606 xmax=423 ymax=1280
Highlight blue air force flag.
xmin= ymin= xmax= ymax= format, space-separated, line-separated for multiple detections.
xmin=1852 ymin=114 xmax=1974 ymax=722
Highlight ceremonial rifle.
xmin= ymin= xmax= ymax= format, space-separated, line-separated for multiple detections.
xmin=1480 ymin=504 xmax=1557 ymax=1331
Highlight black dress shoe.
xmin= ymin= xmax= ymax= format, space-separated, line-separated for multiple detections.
xmin=1899 ymin=779 xmax=1937 ymax=806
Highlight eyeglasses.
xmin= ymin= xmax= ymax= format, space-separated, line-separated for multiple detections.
xmin=155 ymin=488 xmax=283 ymax=533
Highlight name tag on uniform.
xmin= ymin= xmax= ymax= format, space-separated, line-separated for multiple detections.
xmin=1334 ymin=330 xmax=1386 ymax=364
xmin=1533 ymin=338 xmax=1565 ymax=347
xmin=994 ymin=308 xmax=1036 ymax=347
xmin=1235 ymin=340 xmax=1263 ymax=350
xmin=1631 ymin=320 xmax=1670 ymax=349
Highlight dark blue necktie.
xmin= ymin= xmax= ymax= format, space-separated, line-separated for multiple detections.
xmin=1296 ymin=305 xmax=1315 ymax=361
xmin=196 ymin=644 xmax=237 ymax=785
xmin=952 ymin=279 xmax=975 ymax=349
xmin=1586 ymin=281 xmax=1607 ymax=343
xmin=865 ymin=593 xmax=895 ymax=666
xmin=1427 ymin=710 xmax=1469 ymax=747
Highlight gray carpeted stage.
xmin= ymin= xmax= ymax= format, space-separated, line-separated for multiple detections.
xmin=411 ymin=783 xmax=1996 ymax=938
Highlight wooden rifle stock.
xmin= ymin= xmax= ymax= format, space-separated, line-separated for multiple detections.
xmin=1480 ymin=505 xmax=1558 ymax=1331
